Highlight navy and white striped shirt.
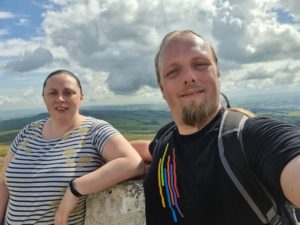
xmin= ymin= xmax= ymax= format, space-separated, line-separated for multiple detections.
xmin=5 ymin=117 xmax=119 ymax=225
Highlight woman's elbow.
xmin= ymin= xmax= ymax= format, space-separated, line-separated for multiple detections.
xmin=133 ymin=157 xmax=146 ymax=177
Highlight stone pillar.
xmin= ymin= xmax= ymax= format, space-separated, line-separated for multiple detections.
xmin=84 ymin=178 xmax=146 ymax=225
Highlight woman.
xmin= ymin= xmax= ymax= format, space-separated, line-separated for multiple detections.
xmin=0 ymin=69 xmax=145 ymax=225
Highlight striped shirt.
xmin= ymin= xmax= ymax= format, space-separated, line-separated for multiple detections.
xmin=5 ymin=117 xmax=119 ymax=225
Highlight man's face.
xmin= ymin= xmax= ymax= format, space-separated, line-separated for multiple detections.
xmin=158 ymin=33 xmax=221 ymax=128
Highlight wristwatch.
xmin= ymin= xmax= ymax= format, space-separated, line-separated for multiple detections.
xmin=69 ymin=179 xmax=83 ymax=197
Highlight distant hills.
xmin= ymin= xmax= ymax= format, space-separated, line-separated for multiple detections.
xmin=0 ymin=109 xmax=172 ymax=144
xmin=1 ymin=92 xmax=299 ymax=144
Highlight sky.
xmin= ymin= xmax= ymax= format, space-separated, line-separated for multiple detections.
xmin=0 ymin=0 xmax=300 ymax=111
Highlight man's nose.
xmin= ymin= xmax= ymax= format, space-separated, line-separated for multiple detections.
xmin=183 ymin=67 xmax=196 ymax=85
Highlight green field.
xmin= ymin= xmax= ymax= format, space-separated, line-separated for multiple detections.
xmin=0 ymin=144 xmax=9 ymax=170
xmin=0 ymin=144 xmax=8 ymax=157
xmin=1 ymin=107 xmax=300 ymax=170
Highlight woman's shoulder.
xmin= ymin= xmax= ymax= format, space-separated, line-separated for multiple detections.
xmin=80 ymin=117 xmax=117 ymax=134
xmin=12 ymin=119 xmax=47 ymax=144
xmin=20 ymin=118 xmax=47 ymax=132
xmin=85 ymin=116 xmax=112 ymax=127
xmin=28 ymin=119 xmax=47 ymax=129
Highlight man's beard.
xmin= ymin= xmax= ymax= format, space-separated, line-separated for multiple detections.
xmin=182 ymin=100 xmax=209 ymax=129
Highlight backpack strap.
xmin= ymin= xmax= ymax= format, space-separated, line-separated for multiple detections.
xmin=218 ymin=110 xmax=281 ymax=224
xmin=152 ymin=122 xmax=176 ymax=160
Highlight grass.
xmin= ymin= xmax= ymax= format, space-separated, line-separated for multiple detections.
xmin=0 ymin=144 xmax=9 ymax=170
xmin=0 ymin=129 xmax=20 ymax=136
xmin=124 ymin=133 xmax=154 ymax=141
xmin=0 ymin=144 xmax=9 ymax=157
xmin=288 ymin=111 xmax=300 ymax=116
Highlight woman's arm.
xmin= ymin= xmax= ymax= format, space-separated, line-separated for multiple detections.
xmin=0 ymin=151 xmax=14 ymax=224
xmin=75 ymin=134 xmax=145 ymax=193
xmin=130 ymin=140 xmax=152 ymax=162
xmin=55 ymin=134 xmax=145 ymax=225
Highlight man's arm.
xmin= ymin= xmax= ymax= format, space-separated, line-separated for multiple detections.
xmin=280 ymin=155 xmax=300 ymax=208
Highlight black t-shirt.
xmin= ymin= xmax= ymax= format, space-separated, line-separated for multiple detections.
xmin=143 ymin=109 xmax=300 ymax=225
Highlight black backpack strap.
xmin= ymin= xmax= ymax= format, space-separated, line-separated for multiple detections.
xmin=218 ymin=110 xmax=281 ymax=224
xmin=152 ymin=122 xmax=176 ymax=160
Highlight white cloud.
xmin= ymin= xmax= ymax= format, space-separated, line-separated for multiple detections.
xmin=222 ymin=58 xmax=300 ymax=95
xmin=0 ymin=38 xmax=43 ymax=56
xmin=0 ymin=93 xmax=43 ymax=109
xmin=0 ymin=0 xmax=300 ymax=110
xmin=41 ymin=0 xmax=216 ymax=94
xmin=4 ymin=47 xmax=54 ymax=72
xmin=0 ymin=11 xmax=14 ymax=19
xmin=0 ymin=29 xmax=8 ymax=37
xmin=0 ymin=96 xmax=18 ymax=105
xmin=23 ymin=87 xmax=35 ymax=97
xmin=277 ymin=0 xmax=300 ymax=20
xmin=213 ymin=0 xmax=300 ymax=64
xmin=16 ymin=18 xmax=30 ymax=26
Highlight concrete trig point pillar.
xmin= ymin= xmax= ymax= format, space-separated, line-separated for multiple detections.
xmin=85 ymin=178 xmax=146 ymax=225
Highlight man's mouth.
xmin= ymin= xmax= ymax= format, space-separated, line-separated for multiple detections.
xmin=181 ymin=89 xmax=204 ymax=98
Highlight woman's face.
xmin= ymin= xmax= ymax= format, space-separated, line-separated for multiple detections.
xmin=43 ymin=73 xmax=83 ymax=121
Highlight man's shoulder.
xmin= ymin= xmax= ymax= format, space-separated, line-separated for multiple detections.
xmin=157 ymin=121 xmax=176 ymax=136
xmin=242 ymin=116 xmax=300 ymax=146
xmin=245 ymin=116 xmax=298 ymax=131
xmin=149 ymin=121 xmax=176 ymax=155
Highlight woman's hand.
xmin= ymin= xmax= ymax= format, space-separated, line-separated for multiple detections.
xmin=55 ymin=187 xmax=79 ymax=225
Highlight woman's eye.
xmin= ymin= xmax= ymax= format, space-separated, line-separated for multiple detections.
xmin=64 ymin=91 xmax=75 ymax=96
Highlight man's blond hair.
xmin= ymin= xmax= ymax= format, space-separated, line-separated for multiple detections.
xmin=154 ymin=30 xmax=219 ymax=84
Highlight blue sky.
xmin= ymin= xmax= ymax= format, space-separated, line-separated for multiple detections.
xmin=0 ymin=0 xmax=300 ymax=111
xmin=0 ymin=0 xmax=46 ymax=39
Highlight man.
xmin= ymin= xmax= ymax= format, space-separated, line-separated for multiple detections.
xmin=137 ymin=30 xmax=300 ymax=225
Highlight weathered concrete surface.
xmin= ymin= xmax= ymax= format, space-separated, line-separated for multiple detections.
xmin=85 ymin=178 xmax=300 ymax=225
xmin=85 ymin=178 xmax=146 ymax=225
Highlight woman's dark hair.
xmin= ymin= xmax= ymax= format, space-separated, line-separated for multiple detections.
xmin=42 ymin=69 xmax=82 ymax=96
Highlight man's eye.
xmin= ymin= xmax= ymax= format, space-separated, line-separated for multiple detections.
xmin=166 ymin=69 xmax=178 ymax=77
xmin=194 ymin=62 xmax=209 ymax=68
